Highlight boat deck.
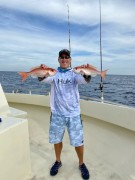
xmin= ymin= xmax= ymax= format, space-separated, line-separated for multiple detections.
xmin=28 ymin=117 xmax=122 ymax=180
xmin=6 ymin=94 xmax=135 ymax=180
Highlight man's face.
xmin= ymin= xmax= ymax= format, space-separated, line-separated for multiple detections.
xmin=58 ymin=53 xmax=71 ymax=69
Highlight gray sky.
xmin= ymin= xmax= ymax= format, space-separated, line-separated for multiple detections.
xmin=0 ymin=0 xmax=135 ymax=75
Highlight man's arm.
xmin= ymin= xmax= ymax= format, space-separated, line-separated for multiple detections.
xmin=38 ymin=76 xmax=46 ymax=81
xmin=38 ymin=71 xmax=51 ymax=82
xmin=75 ymin=74 xmax=91 ymax=84
xmin=38 ymin=64 xmax=54 ymax=83
xmin=38 ymin=75 xmax=53 ymax=84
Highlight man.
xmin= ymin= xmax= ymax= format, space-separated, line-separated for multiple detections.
xmin=39 ymin=49 xmax=90 ymax=179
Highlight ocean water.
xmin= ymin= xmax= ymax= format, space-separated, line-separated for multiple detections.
xmin=0 ymin=71 xmax=135 ymax=108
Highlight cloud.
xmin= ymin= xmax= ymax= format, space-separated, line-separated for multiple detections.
xmin=0 ymin=0 xmax=135 ymax=75
xmin=0 ymin=0 xmax=135 ymax=26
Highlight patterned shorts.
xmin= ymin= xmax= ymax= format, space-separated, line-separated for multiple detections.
xmin=49 ymin=113 xmax=84 ymax=147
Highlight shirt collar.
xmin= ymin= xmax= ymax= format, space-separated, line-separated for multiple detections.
xmin=57 ymin=67 xmax=72 ymax=73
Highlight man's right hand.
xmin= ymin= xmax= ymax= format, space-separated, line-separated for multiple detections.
xmin=40 ymin=64 xmax=48 ymax=69
xmin=38 ymin=64 xmax=50 ymax=81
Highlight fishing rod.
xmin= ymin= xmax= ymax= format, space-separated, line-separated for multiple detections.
xmin=99 ymin=0 xmax=104 ymax=101
xmin=67 ymin=4 xmax=72 ymax=67
xmin=67 ymin=4 xmax=71 ymax=54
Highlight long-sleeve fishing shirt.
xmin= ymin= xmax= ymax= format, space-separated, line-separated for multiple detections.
xmin=42 ymin=68 xmax=90 ymax=117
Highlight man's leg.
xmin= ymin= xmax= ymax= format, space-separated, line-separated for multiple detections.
xmin=49 ymin=114 xmax=64 ymax=162
xmin=68 ymin=114 xmax=89 ymax=179
xmin=75 ymin=145 xmax=90 ymax=179
xmin=54 ymin=142 xmax=63 ymax=162
xmin=75 ymin=145 xmax=84 ymax=165
xmin=49 ymin=113 xmax=65 ymax=176
xmin=50 ymin=142 xmax=63 ymax=176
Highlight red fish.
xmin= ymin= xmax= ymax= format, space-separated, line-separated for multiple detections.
xmin=73 ymin=64 xmax=108 ymax=79
xmin=19 ymin=65 xmax=57 ymax=81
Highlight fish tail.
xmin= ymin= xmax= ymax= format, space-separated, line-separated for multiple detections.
xmin=100 ymin=70 xmax=108 ymax=79
xmin=18 ymin=72 xmax=28 ymax=81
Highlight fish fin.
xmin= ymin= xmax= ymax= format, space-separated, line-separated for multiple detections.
xmin=87 ymin=64 xmax=97 ymax=70
xmin=30 ymin=65 xmax=41 ymax=71
xmin=18 ymin=72 xmax=28 ymax=81
xmin=30 ymin=64 xmax=49 ymax=71
xmin=101 ymin=69 xmax=108 ymax=79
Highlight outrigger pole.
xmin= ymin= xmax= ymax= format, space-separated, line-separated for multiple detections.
xmin=99 ymin=0 xmax=104 ymax=101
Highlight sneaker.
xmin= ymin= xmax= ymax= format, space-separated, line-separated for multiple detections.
xmin=50 ymin=161 xmax=62 ymax=176
xmin=79 ymin=163 xmax=90 ymax=179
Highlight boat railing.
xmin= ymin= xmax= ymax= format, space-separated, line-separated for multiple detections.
xmin=11 ymin=89 xmax=50 ymax=96
xmin=0 ymin=84 xmax=133 ymax=109
xmin=8 ymin=89 xmax=134 ymax=108
xmin=80 ymin=95 xmax=134 ymax=108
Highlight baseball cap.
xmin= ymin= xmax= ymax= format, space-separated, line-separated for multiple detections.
xmin=59 ymin=49 xmax=70 ymax=57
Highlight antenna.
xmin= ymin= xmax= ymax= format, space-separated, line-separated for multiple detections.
xmin=99 ymin=0 xmax=104 ymax=101
xmin=67 ymin=4 xmax=71 ymax=53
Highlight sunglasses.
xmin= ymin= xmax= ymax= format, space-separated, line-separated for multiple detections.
xmin=59 ymin=56 xmax=70 ymax=59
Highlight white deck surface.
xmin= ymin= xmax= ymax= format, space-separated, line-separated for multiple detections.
xmin=28 ymin=118 xmax=122 ymax=180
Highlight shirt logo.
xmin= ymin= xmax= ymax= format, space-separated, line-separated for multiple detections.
xmin=57 ymin=78 xmax=72 ymax=84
